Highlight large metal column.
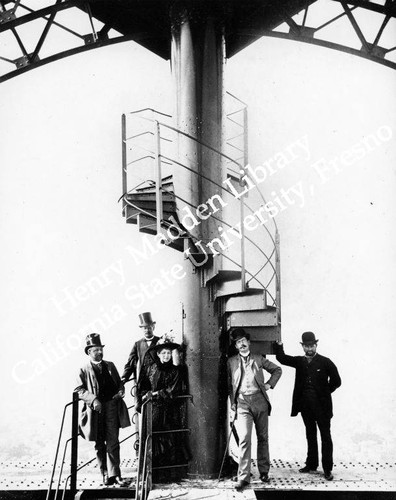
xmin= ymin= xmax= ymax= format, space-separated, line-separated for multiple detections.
xmin=171 ymin=3 xmax=226 ymax=477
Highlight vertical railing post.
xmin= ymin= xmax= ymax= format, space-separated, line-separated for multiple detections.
xmin=275 ymin=230 xmax=281 ymax=338
xmin=144 ymin=400 xmax=153 ymax=500
xmin=154 ymin=120 xmax=163 ymax=237
xmin=121 ymin=114 xmax=127 ymax=214
xmin=70 ymin=391 xmax=79 ymax=497
xmin=240 ymin=105 xmax=249 ymax=292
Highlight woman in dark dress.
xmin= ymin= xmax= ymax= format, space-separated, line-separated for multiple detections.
xmin=137 ymin=336 xmax=189 ymax=483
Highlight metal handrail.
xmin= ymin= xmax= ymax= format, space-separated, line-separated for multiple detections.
xmin=124 ymin=106 xmax=280 ymax=309
xmin=159 ymin=187 xmax=276 ymax=296
xmin=136 ymin=394 xmax=192 ymax=500
xmin=45 ymin=400 xmax=74 ymax=500
xmin=122 ymin=168 xmax=279 ymax=303
xmin=50 ymin=379 xmax=140 ymax=500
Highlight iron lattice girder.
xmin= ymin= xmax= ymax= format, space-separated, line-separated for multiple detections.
xmin=0 ymin=0 xmax=395 ymax=83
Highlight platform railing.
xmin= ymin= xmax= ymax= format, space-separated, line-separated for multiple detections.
xmin=136 ymin=394 xmax=192 ymax=500
xmin=47 ymin=383 xmax=140 ymax=500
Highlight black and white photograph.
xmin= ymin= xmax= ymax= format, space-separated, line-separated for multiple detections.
xmin=0 ymin=1 xmax=395 ymax=499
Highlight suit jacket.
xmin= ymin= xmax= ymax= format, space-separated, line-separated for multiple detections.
xmin=274 ymin=344 xmax=341 ymax=418
xmin=227 ymin=353 xmax=282 ymax=415
xmin=122 ymin=336 xmax=160 ymax=382
xmin=75 ymin=360 xmax=131 ymax=441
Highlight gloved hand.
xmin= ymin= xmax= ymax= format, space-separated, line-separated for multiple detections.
xmin=142 ymin=391 xmax=152 ymax=402
xmin=112 ymin=390 xmax=124 ymax=400
xmin=93 ymin=399 xmax=102 ymax=413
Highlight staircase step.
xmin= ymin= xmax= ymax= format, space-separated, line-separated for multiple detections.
xmin=135 ymin=176 xmax=173 ymax=192
xmin=226 ymin=309 xmax=277 ymax=328
xmin=206 ymin=270 xmax=242 ymax=285
xmin=225 ymin=290 xmax=267 ymax=312
xmin=126 ymin=192 xmax=175 ymax=202
xmin=125 ymin=199 xmax=176 ymax=211
xmin=125 ymin=205 xmax=177 ymax=223
xmin=138 ymin=213 xmax=157 ymax=235
xmin=214 ymin=278 xmax=244 ymax=298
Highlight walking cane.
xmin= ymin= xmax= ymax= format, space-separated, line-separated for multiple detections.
xmin=218 ymin=414 xmax=238 ymax=481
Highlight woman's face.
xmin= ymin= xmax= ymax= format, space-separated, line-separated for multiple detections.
xmin=158 ymin=348 xmax=172 ymax=363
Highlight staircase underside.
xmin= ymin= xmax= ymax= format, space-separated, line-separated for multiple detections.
xmin=79 ymin=0 xmax=316 ymax=60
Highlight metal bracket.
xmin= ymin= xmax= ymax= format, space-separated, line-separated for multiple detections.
xmin=363 ymin=43 xmax=387 ymax=59
xmin=0 ymin=10 xmax=16 ymax=24
xmin=83 ymin=33 xmax=98 ymax=45
xmin=14 ymin=54 xmax=39 ymax=68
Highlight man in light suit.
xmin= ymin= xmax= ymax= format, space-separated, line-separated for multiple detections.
xmin=75 ymin=333 xmax=131 ymax=486
xmin=227 ymin=328 xmax=282 ymax=491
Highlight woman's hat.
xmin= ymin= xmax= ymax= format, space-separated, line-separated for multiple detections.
xmin=154 ymin=332 xmax=179 ymax=351
xmin=300 ymin=331 xmax=318 ymax=345
xmin=138 ymin=312 xmax=156 ymax=327
xmin=84 ymin=333 xmax=105 ymax=354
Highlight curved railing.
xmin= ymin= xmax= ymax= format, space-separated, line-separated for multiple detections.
xmin=121 ymin=100 xmax=281 ymax=313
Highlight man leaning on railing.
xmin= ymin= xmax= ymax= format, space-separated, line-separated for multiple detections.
xmin=75 ymin=333 xmax=131 ymax=486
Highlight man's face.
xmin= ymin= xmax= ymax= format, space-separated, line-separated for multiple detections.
xmin=235 ymin=337 xmax=250 ymax=355
xmin=88 ymin=346 xmax=103 ymax=362
xmin=142 ymin=323 xmax=155 ymax=339
xmin=302 ymin=343 xmax=317 ymax=357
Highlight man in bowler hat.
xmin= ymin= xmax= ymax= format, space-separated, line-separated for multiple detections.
xmin=75 ymin=333 xmax=131 ymax=486
xmin=274 ymin=332 xmax=341 ymax=480
xmin=227 ymin=328 xmax=282 ymax=491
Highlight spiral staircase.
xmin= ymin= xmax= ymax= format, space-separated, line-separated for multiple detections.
xmin=120 ymin=95 xmax=281 ymax=356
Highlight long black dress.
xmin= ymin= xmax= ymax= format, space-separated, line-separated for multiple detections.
xmin=137 ymin=357 xmax=190 ymax=482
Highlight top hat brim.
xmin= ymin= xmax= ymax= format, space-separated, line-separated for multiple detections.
xmin=85 ymin=344 xmax=105 ymax=354
xmin=139 ymin=322 xmax=156 ymax=327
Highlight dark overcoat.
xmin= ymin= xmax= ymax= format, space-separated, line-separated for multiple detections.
xmin=75 ymin=360 xmax=131 ymax=441
xmin=122 ymin=336 xmax=160 ymax=382
xmin=227 ymin=353 xmax=282 ymax=415
xmin=274 ymin=344 xmax=341 ymax=418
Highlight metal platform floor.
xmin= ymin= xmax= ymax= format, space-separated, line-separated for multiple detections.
xmin=0 ymin=458 xmax=395 ymax=497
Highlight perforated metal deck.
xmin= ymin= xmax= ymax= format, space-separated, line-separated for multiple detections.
xmin=1 ymin=458 xmax=395 ymax=495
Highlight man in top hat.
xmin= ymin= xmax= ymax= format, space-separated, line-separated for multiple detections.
xmin=274 ymin=332 xmax=341 ymax=480
xmin=121 ymin=312 xmax=161 ymax=385
xmin=75 ymin=333 xmax=131 ymax=486
xmin=227 ymin=328 xmax=282 ymax=491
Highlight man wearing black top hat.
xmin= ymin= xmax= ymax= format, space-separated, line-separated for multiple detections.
xmin=227 ymin=328 xmax=282 ymax=491
xmin=75 ymin=333 xmax=131 ymax=486
xmin=121 ymin=312 xmax=160 ymax=385
xmin=274 ymin=332 xmax=341 ymax=481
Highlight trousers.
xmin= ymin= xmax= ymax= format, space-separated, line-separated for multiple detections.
xmin=236 ymin=392 xmax=269 ymax=483
xmin=301 ymin=399 xmax=333 ymax=473
xmin=94 ymin=399 xmax=121 ymax=477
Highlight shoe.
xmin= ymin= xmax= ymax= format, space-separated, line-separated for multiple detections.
xmin=299 ymin=466 xmax=317 ymax=473
xmin=235 ymin=480 xmax=249 ymax=491
xmin=113 ymin=476 xmax=127 ymax=486
xmin=260 ymin=473 xmax=270 ymax=483
xmin=324 ymin=472 xmax=334 ymax=481
xmin=102 ymin=473 xmax=111 ymax=486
